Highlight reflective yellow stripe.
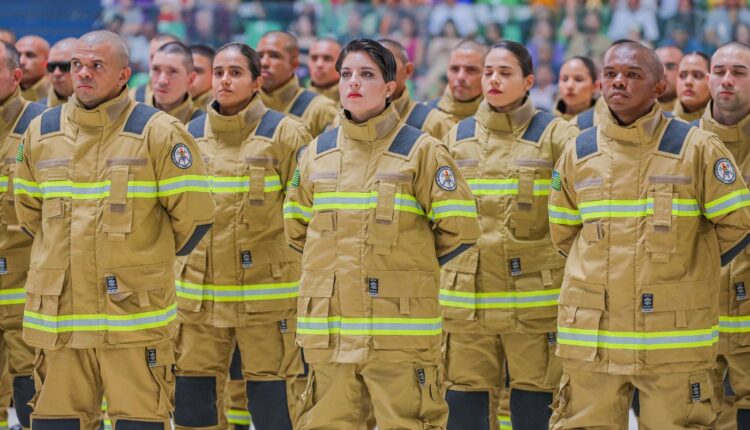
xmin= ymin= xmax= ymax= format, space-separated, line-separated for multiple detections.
xmin=311 ymin=192 xmax=425 ymax=215
xmin=14 ymin=175 xmax=213 ymax=199
xmin=468 ymin=178 xmax=551 ymax=196
xmin=227 ymin=409 xmax=252 ymax=425
xmin=557 ymin=325 xmax=719 ymax=350
xmin=498 ymin=414 xmax=512 ymax=430
xmin=298 ymin=316 xmax=442 ymax=336
xmin=283 ymin=201 xmax=312 ymax=221
xmin=428 ymin=199 xmax=478 ymax=220
xmin=439 ymin=289 xmax=559 ymax=309
xmin=578 ymin=198 xmax=701 ymax=220
xmin=23 ymin=304 xmax=177 ymax=333
xmin=176 ymin=280 xmax=298 ymax=302
xmin=719 ymin=315 xmax=750 ymax=333
xmin=705 ymin=188 xmax=750 ymax=219
xmin=0 ymin=288 xmax=25 ymax=305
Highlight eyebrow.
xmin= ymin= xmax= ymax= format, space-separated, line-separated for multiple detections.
xmin=484 ymin=65 xmax=515 ymax=69
xmin=713 ymin=64 xmax=749 ymax=70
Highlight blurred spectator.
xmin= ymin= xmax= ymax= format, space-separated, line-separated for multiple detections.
xmin=293 ymin=13 xmax=317 ymax=69
xmin=565 ymin=10 xmax=611 ymax=68
xmin=421 ymin=19 xmax=462 ymax=98
xmin=428 ymin=0 xmax=478 ymax=37
xmin=390 ymin=11 xmax=424 ymax=70
xmin=704 ymin=0 xmax=750 ymax=48
xmin=735 ymin=21 xmax=750 ymax=46
xmin=482 ymin=21 xmax=504 ymax=45
xmin=527 ymin=20 xmax=564 ymax=80
xmin=529 ymin=63 xmax=556 ymax=111
xmin=608 ymin=0 xmax=659 ymax=42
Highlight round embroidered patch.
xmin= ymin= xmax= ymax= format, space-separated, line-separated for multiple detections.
xmin=714 ymin=158 xmax=737 ymax=184
xmin=435 ymin=166 xmax=458 ymax=191
xmin=171 ymin=143 xmax=193 ymax=169
xmin=296 ymin=144 xmax=308 ymax=162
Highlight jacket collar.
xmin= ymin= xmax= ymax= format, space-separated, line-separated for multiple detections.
xmin=437 ymin=87 xmax=482 ymax=120
xmin=391 ymin=87 xmax=415 ymax=120
xmin=475 ymin=97 xmax=535 ymax=133
xmin=600 ymin=102 xmax=663 ymax=144
xmin=261 ymin=75 xmax=301 ymax=111
xmin=158 ymin=94 xmax=196 ymax=125
xmin=0 ymin=88 xmax=24 ymax=132
xmin=310 ymin=82 xmax=340 ymax=104
xmin=701 ymin=101 xmax=750 ymax=144
xmin=207 ymin=94 xmax=266 ymax=133
xmin=339 ymin=104 xmax=401 ymax=142
xmin=672 ymin=100 xmax=706 ymax=123
xmin=68 ymin=86 xmax=132 ymax=128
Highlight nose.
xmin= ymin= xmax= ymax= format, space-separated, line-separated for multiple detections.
xmin=261 ymin=54 xmax=270 ymax=67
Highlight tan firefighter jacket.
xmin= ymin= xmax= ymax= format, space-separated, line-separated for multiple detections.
xmin=140 ymin=92 xmax=203 ymax=125
xmin=41 ymin=86 xmax=68 ymax=108
xmin=261 ymin=76 xmax=337 ymax=138
xmin=391 ymin=87 xmax=453 ymax=140
xmin=308 ymin=82 xmax=340 ymax=107
xmin=441 ymin=99 xmax=579 ymax=335
xmin=549 ymin=103 xmax=750 ymax=375
xmin=425 ymin=87 xmax=482 ymax=128
xmin=14 ymin=88 xmax=215 ymax=349
xmin=0 ymin=89 xmax=45 ymax=323
xmin=570 ymin=97 xmax=608 ymax=131
xmin=177 ymin=96 xmax=311 ymax=327
xmin=284 ymin=105 xmax=480 ymax=364
xmin=192 ymin=90 xmax=213 ymax=111
xmin=672 ymin=101 xmax=707 ymax=123
xmin=21 ymin=77 xmax=50 ymax=103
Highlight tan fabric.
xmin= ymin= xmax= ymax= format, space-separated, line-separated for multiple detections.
xmin=15 ymin=87 xmax=215 ymax=350
xmin=20 ymin=77 xmax=50 ymax=103
xmin=308 ymin=83 xmax=340 ymax=107
xmin=660 ymin=98 xmax=677 ymax=113
xmin=30 ymin=343 xmax=175 ymax=429
xmin=672 ymin=101 xmax=706 ymax=123
xmin=128 ymin=84 xmax=152 ymax=104
xmin=390 ymin=88 xmax=453 ymax=140
xmin=142 ymin=93 xmax=202 ymax=125
xmin=285 ymin=105 xmax=480 ymax=365
xmin=569 ymin=97 xmax=608 ymax=130
xmin=261 ymin=76 xmax=337 ymax=137
xmin=296 ymin=361 xmax=447 ymax=430
xmin=550 ymin=367 xmax=719 ymax=429
xmin=435 ymin=87 xmax=482 ymax=126
xmin=0 ymin=347 xmax=9 ymax=427
xmin=43 ymin=86 xmax=68 ymax=108
xmin=226 ymin=378 xmax=251 ymax=428
xmin=192 ymin=91 xmax=213 ymax=111
xmin=553 ymin=98 xmax=596 ymax=122
xmin=711 ymin=353 xmax=750 ymax=429
xmin=550 ymin=104 xmax=750 ymax=376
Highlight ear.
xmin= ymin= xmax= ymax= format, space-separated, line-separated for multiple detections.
xmin=654 ymin=79 xmax=667 ymax=99
xmin=291 ymin=53 xmax=300 ymax=70
xmin=252 ymin=76 xmax=264 ymax=94
xmin=404 ymin=62 xmax=415 ymax=79
xmin=187 ymin=70 xmax=197 ymax=87
xmin=385 ymin=81 xmax=397 ymax=99
xmin=524 ymin=74 xmax=535 ymax=92
xmin=118 ymin=67 xmax=132 ymax=88
xmin=12 ymin=68 xmax=22 ymax=87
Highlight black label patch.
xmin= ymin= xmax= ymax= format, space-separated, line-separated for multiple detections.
xmin=147 ymin=348 xmax=157 ymax=367
xmin=546 ymin=332 xmax=557 ymax=345
xmin=280 ymin=319 xmax=288 ymax=333
xmin=106 ymin=276 xmax=118 ymax=294
xmin=0 ymin=257 xmax=7 ymax=275
xmin=642 ymin=294 xmax=654 ymax=312
xmin=416 ymin=368 xmax=426 ymax=386
xmin=241 ymin=251 xmax=252 ymax=269
xmin=368 ymin=278 xmax=379 ymax=296
xmin=736 ymin=282 xmax=747 ymax=301
xmin=691 ymin=382 xmax=701 ymax=402
xmin=509 ymin=258 xmax=522 ymax=276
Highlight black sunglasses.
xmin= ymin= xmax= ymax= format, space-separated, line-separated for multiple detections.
xmin=47 ymin=62 xmax=71 ymax=73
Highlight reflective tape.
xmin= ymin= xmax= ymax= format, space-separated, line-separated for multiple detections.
xmin=312 ymin=191 xmax=425 ymax=215
xmin=428 ymin=199 xmax=478 ymax=220
xmin=282 ymin=201 xmax=312 ymax=222
xmin=705 ymin=189 xmax=750 ymax=219
xmin=0 ymin=288 xmax=25 ymax=305
xmin=23 ymin=304 xmax=177 ymax=333
xmin=0 ymin=175 xmax=8 ymax=193
xmin=719 ymin=315 xmax=750 ymax=333
xmin=297 ymin=316 xmax=442 ymax=336
xmin=227 ymin=409 xmax=252 ymax=425
xmin=439 ymin=289 xmax=559 ymax=309
xmin=498 ymin=415 xmax=512 ymax=430
xmin=467 ymin=178 xmax=551 ymax=196
xmin=176 ymin=280 xmax=299 ymax=302
xmin=548 ymin=204 xmax=582 ymax=225
xmin=557 ymin=325 xmax=719 ymax=350
xmin=578 ymin=198 xmax=701 ymax=220
xmin=14 ymin=175 xmax=214 ymax=199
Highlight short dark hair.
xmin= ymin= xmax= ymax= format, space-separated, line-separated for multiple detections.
xmin=684 ymin=51 xmax=711 ymax=71
xmin=336 ymin=39 xmax=397 ymax=84
xmin=156 ymin=41 xmax=194 ymax=72
xmin=607 ymin=39 xmax=664 ymax=81
xmin=490 ymin=40 xmax=533 ymax=77
xmin=190 ymin=44 xmax=215 ymax=62
xmin=1 ymin=41 xmax=19 ymax=69
xmin=216 ymin=42 xmax=261 ymax=80
xmin=563 ymin=56 xmax=597 ymax=81
xmin=378 ymin=38 xmax=409 ymax=65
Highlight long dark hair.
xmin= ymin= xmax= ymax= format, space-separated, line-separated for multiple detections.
xmin=335 ymin=39 xmax=397 ymax=83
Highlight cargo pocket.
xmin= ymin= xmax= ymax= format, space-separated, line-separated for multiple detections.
xmin=102 ymin=165 xmax=133 ymax=241
xmin=440 ymin=247 xmax=479 ymax=321
xmin=415 ymin=365 xmax=448 ymax=429
xmin=730 ymin=270 xmax=750 ymax=350
xmin=297 ymin=271 xmax=334 ymax=349
xmin=506 ymin=237 xmax=565 ymax=323
xmin=556 ymin=278 xmax=606 ymax=362
xmin=302 ymin=209 xmax=337 ymax=271
xmin=510 ymin=168 xmax=537 ymax=238
xmin=642 ymin=280 xmax=714 ymax=364
xmin=369 ymin=270 xmax=440 ymax=350
xmin=366 ymin=180 xmax=400 ymax=255
xmin=241 ymin=242 xmax=300 ymax=313
xmin=145 ymin=343 xmax=176 ymax=416
xmin=242 ymin=164 xmax=270 ymax=232
xmin=645 ymin=184 xmax=678 ymax=264
xmin=175 ymin=245 xmax=207 ymax=313
xmin=683 ymin=372 xmax=719 ymax=429
xmin=104 ymin=263 xmax=175 ymax=345
xmin=549 ymin=373 xmax=571 ymax=427
xmin=24 ymin=268 xmax=66 ymax=347
xmin=28 ymin=349 xmax=45 ymax=411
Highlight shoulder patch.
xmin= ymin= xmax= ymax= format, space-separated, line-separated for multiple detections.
xmin=658 ymin=119 xmax=692 ymax=155
xmin=135 ymin=85 xmax=147 ymax=103
xmin=123 ymin=103 xmax=160 ymax=135
xmin=40 ymin=105 xmax=63 ymax=136
xmin=551 ymin=170 xmax=562 ymax=190
xmin=316 ymin=127 xmax=339 ymax=155
xmin=187 ymin=113 xmax=207 ymax=139
xmin=575 ymin=126 xmax=599 ymax=160
xmin=456 ymin=116 xmax=476 ymax=141
xmin=171 ymin=143 xmax=193 ymax=169
xmin=289 ymin=90 xmax=317 ymax=118
xmin=715 ymin=158 xmax=737 ymax=184
xmin=521 ymin=111 xmax=556 ymax=143
xmin=16 ymin=142 xmax=24 ymax=162
xmin=405 ymin=103 xmax=433 ymax=131
xmin=256 ymin=110 xmax=285 ymax=138
xmin=388 ymin=125 xmax=424 ymax=157
xmin=576 ymin=108 xmax=595 ymax=130
xmin=13 ymin=102 xmax=46 ymax=135
xmin=435 ymin=166 xmax=458 ymax=191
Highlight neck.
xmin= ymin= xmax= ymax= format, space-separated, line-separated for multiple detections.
xmin=55 ymin=89 xmax=72 ymax=100
xmin=455 ymin=92 xmax=482 ymax=104
xmin=220 ymin=95 xmax=254 ymax=116
xmin=565 ymin=98 xmax=592 ymax=116
xmin=348 ymin=106 xmax=385 ymax=124
xmin=658 ymin=93 xmax=676 ymax=103
xmin=392 ymin=87 xmax=406 ymax=100
xmin=713 ymin=105 xmax=750 ymax=127
xmin=612 ymin=104 xmax=654 ymax=126
xmin=490 ymin=96 xmax=524 ymax=113
xmin=265 ymin=74 xmax=295 ymax=94
xmin=155 ymin=94 xmax=188 ymax=113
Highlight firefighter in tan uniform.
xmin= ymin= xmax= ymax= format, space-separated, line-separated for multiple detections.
xmin=285 ymin=39 xmax=480 ymax=430
xmin=424 ymin=40 xmax=486 ymax=128
xmin=130 ymin=33 xmax=179 ymax=105
xmin=41 ymin=38 xmax=75 ymax=108
xmin=258 ymin=31 xmax=337 ymax=138
xmin=146 ymin=42 xmax=202 ymax=124
xmin=694 ymin=41 xmax=750 ymax=430
xmin=440 ymin=41 xmax=578 ymax=430
xmin=173 ymin=42 xmax=311 ymax=430
xmin=15 ymin=36 xmax=49 ymax=103
xmin=548 ymin=40 xmax=750 ymax=429
xmin=0 ymin=41 xmax=45 ymax=430
xmin=656 ymin=46 xmax=684 ymax=113
xmin=379 ymin=39 xmax=453 ymax=140
xmin=14 ymin=31 xmax=214 ymax=429
xmin=307 ymin=38 xmax=341 ymax=106
xmin=554 ymin=56 xmax=599 ymax=122
xmin=672 ymin=52 xmax=711 ymax=123
xmin=189 ymin=45 xmax=214 ymax=111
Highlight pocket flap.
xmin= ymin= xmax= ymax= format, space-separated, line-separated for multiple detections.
xmin=441 ymin=246 xmax=478 ymax=274
xmin=505 ymin=238 xmax=566 ymax=275
xmin=104 ymin=263 xmax=172 ymax=293
xmin=0 ymin=247 xmax=31 ymax=274
xmin=26 ymin=268 xmax=65 ymax=296
xmin=367 ymin=270 xmax=437 ymax=298
xmin=247 ymin=241 xmax=301 ymax=266
xmin=559 ymin=278 xmax=606 ymax=310
xmin=641 ymin=281 xmax=710 ymax=312
xmin=300 ymin=270 xmax=335 ymax=297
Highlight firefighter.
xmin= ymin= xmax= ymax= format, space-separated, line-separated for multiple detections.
xmin=15 ymin=36 xmax=49 ymax=103
xmin=548 ymin=39 xmax=750 ymax=430
xmin=41 ymin=38 xmax=75 ymax=108
xmin=554 ymin=56 xmax=599 ymax=122
xmin=189 ymin=44 xmax=214 ymax=111
xmin=655 ymin=45 xmax=683 ymax=112
xmin=440 ymin=40 xmax=578 ymax=430
xmin=146 ymin=41 xmax=202 ymax=124
xmin=673 ymin=52 xmax=711 ymax=122
xmin=130 ymin=33 xmax=180 ymax=104
xmin=0 ymin=40 xmax=45 ymax=430
xmin=257 ymin=31 xmax=337 ymax=138
xmin=307 ymin=38 xmax=341 ymax=106
xmin=285 ymin=38 xmax=480 ymax=430
xmin=14 ymin=30 xmax=214 ymax=430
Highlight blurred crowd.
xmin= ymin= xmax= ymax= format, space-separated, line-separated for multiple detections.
xmin=89 ymin=0 xmax=750 ymax=109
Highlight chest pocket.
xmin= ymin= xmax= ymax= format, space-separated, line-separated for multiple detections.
xmin=102 ymin=165 xmax=134 ymax=240
xmin=367 ymin=177 xmax=405 ymax=255
xmin=510 ymin=167 xmax=538 ymax=238
xmin=242 ymin=160 xmax=275 ymax=232
xmin=1 ymin=158 xmax=19 ymax=228
xmin=645 ymin=183 xmax=678 ymax=263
